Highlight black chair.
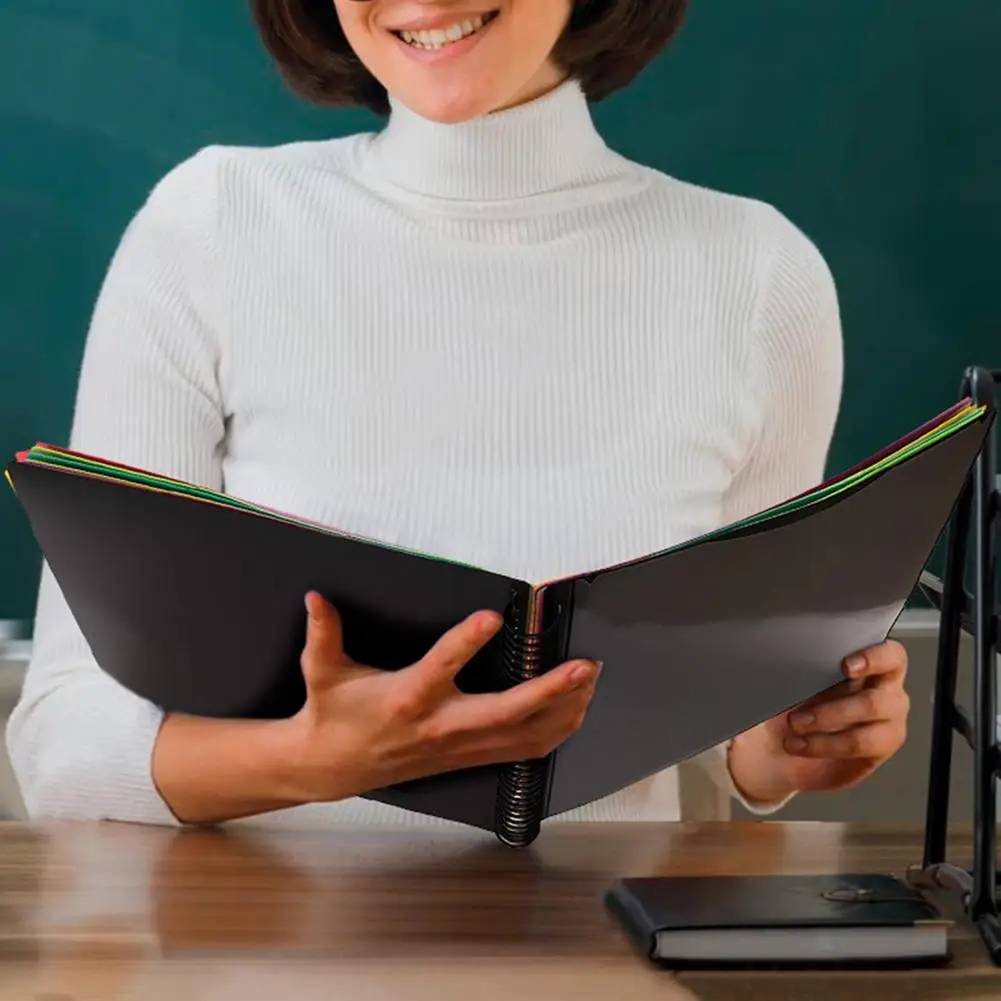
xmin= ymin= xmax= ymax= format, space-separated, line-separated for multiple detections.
xmin=911 ymin=365 xmax=1001 ymax=963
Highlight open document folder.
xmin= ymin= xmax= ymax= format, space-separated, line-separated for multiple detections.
xmin=5 ymin=398 xmax=991 ymax=843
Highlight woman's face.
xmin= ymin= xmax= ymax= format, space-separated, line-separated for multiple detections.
xmin=333 ymin=0 xmax=574 ymax=123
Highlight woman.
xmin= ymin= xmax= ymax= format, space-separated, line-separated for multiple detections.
xmin=6 ymin=0 xmax=909 ymax=828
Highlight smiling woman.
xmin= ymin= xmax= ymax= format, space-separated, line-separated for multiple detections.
xmin=251 ymin=0 xmax=687 ymax=118
xmin=5 ymin=0 xmax=912 ymax=833
xmin=328 ymin=0 xmax=574 ymax=120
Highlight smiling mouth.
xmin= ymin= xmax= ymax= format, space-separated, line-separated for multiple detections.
xmin=392 ymin=11 xmax=500 ymax=50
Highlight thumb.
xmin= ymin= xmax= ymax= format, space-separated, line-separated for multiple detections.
xmin=300 ymin=591 xmax=349 ymax=689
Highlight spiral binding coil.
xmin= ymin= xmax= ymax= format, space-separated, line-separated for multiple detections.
xmin=494 ymin=602 xmax=560 ymax=847
xmin=496 ymin=760 xmax=550 ymax=847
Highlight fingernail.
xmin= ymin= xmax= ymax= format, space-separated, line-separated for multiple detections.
xmin=785 ymin=735 xmax=807 ymax=752
xmin=480 ymin=611 xmax=502 ymax=633
xmin=844 ymin=654 xmax=867 ymax=677
xmin=570 ymin=661 xmax=599 ymax=685
xmin=790 ymin=711 xmax=814 ymax=731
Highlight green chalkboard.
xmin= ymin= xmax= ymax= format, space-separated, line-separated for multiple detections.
xmin=1 ymin=1 xmax=999 ymax=624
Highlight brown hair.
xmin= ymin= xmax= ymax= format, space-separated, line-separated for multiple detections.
xmin=249 ymin=1 xmax=690 ymax=115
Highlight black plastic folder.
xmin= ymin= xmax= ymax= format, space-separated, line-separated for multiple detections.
xmin=5 ymin=399 xmax=991 ymax=845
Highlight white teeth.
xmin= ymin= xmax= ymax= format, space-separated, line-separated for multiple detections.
xmin=398 ymin=13 xmax=490 ymax=50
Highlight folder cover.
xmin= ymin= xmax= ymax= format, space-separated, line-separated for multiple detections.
xmin=5 ymin=398 xmax=991 ymax=845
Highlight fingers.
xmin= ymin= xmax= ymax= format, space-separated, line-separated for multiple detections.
xmin=473 ymin=658 xmax=601 ymax=728
xmin=842 ymin=638 xmax=908 ymax=682
xmin=406 ymin=610 xmax=504 ymax=690
xmin=436 ymin=658 xmax=600 ymax=741
xmin=783 ymin=720 xmax=906 ymax=760
xmin=788 ymin=684 xmax=909 ymax=736
xmin=784 ymin=641 xmax=910 ymax=762
xmin=442 ymin=669 xmax=600 ymax=769
xmin=502 ymin=690 xmax=595 ymax=760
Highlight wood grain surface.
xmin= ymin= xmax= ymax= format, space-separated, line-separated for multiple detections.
xmin=1 ymin=820 xmax=998 ymax=1000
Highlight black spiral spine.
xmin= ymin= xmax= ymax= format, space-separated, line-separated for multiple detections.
xmin=494 ymin=584 xmax=571 ymax=848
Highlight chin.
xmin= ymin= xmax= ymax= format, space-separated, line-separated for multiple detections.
xmin=420 ymin=102 xmax=489 ymax=125
xmin=403 ymin=90 xmax=500 ymax=124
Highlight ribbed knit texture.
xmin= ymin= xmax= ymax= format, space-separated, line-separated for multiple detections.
xmin=5 ymin=80 xmax=843 ymax=829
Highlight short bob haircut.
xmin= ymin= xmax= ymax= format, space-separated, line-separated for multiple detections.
xmin=250 ymin=0 xmax=690 ymax=116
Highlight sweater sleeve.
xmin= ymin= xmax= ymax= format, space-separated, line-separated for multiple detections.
xmin=5 ymin=148 xmax=228 ymax=823
xmin=688 ymin=204 xmax=844 ymax=815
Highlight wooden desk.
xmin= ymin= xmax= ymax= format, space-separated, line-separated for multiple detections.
xmin=1 ymin=820 xmax=997 ymax=1000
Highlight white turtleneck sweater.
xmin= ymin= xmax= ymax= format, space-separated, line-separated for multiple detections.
xmin=5 ymin=80 xmax=843 ymax=829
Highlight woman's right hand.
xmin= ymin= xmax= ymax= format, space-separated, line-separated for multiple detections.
xmin=283 ymin=591 xmax=600 ymax=805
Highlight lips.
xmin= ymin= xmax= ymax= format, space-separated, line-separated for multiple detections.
xmin=391 ymin=10 xmax=499 ymax=50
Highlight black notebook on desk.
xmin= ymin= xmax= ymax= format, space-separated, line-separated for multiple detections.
xmin=4 ymin=399 xmax=992 ymax=846
xmin=604 ymin=873 xmax=951 ymax=967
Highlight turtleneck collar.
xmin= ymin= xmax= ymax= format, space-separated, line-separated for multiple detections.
xmin=358 ymin=78 xmax=621 ymax=202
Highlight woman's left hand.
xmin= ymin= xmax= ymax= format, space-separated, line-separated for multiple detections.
xmin=727 ymin=639 xmax=910 ymax=805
